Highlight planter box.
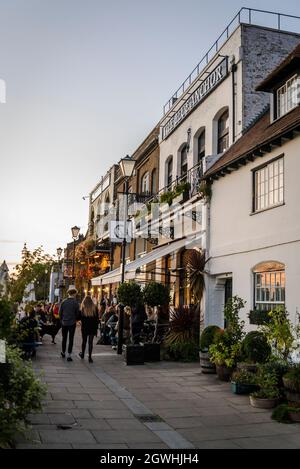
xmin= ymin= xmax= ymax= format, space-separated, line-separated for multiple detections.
xmin=249 ymin=395 xmax=278 ymax=409
xmin=124 ymin=344 xmax=144 ymax=366
xmin=216 ymin=365 xmax=233 ymax=382
xmin=144 ymin=343 xmax=160 ymax=362
xmin=285 ymin=389 xmax=300 ymax=405
xmin=231 ymin=382 xmax=259 ymax=395
xmin=288 ymin=411 xmax=300 ymax=423
xmin=199 ymin=351 xmax=216 ymax=374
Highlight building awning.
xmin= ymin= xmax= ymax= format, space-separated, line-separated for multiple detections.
xmin=91 ymin=233 xmax=204 ymax=286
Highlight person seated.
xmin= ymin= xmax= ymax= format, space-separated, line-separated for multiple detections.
xmin=106 ymin=310 xmax=118 ymax=349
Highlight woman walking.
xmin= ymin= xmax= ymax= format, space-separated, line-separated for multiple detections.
xmin=78 ymin=295 xmax=99 ymax=363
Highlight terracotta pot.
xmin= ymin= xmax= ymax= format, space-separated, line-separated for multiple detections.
xmin=288 ymin=411 xmax=300 ymax=423
xmin=216 ymin=364 xmax=233 ymax=382
xmin=249 ymin=395 xmax=278 ymax=409
xmin=199 ymin=351 xmax=216 ymax=374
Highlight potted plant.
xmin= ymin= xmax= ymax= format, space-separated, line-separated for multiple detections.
xmin=282 ymin=365 xmax=300 ymax=404
xmin=271 ymin=403 xmax=300 ymax=423
xmin=160 ymin=191 xmax=175 ymax=206
xmin=249 ymin=367 xmax=280 ymax=409
xmin=209 ymin=296 xmax=246 ymax=381
xmin=198 ymin=180 xmax=212 ymax=201
xmin=199 ymin=325 xmax=220 ymax=374
xmin=173 ymin=181 xmax=191 ymax=203
xmin=163 ymin=305 xmax=199 ymax=362
xmin=238 ymin=330 xmax=271 ymax=373
xmin=231 ymin=369 xmax=259 ymax=395
xmin=117 ymin=282 xmax=145 ymax=366
xmin=142 ymin=282 xmax=170 ymax=362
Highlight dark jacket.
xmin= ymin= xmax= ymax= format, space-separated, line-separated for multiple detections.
xmin=59 ymin=297 xmax=80 ymax=326
xmin=78 ymin=309 xmax=99 ymax=336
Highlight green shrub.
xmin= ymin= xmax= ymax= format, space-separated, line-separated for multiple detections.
xmin=231 ymin=369 xmax=257 ymax=385
xmin=160 ymin=191 xmax=174 ymax=206
xmin=283 ymin=365 xmax=300 ymax=392
xmin=200 ymin=325 xmax=220 ymax=352
xmin=0 ymin=299 xmax=14 ymax=340
xmin=259 ymin=361 xmax=289 ymax=387
xmin=168 ymin=341 xmax=199 ymax=362
xmin=143 ymin=282 xmax=170 ymax=307
xmin=0 ymin=346 xmax=47 ymax=448
xmin=117 ymin=282 xmax=143 ymax=308
xmin=241 ymin=331 xmax=271 ymax=364
xmin=271 ymin=404 xmax=294 ymax=424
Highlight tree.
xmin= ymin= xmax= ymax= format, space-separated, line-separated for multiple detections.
xmin=117 ymin=282 xmax=143 ymax=308
xmin=9 ymin=244 xmax=53 ymax=303
xmin=143 ymin=282 xmax=170 ymax=307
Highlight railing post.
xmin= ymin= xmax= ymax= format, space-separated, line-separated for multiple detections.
xmin=249 ymin=9 xmax=251 ymax=24
xmin=278 ymin=14 xmax=281 ymax=30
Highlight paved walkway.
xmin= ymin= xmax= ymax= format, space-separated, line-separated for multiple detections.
xmin=16 ymin=327 xmax=300 ymax=449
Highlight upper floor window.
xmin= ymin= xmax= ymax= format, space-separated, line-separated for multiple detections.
xmin=151 ymin=169 xmax=157 ymax=194
xmin=141 ymin=172 xmax=150 ymax=194
xmin=276 ymin=74 xmax=298 ymax=119
xmin=198 ymin=130 xmax=205 ymax=162
xmin=180 ymin=145 xmax=188 ymax=178
xmin=217 ymin=110 xmax=229 ymax=153
xmin=253 ymin=157 xmax=284 ymax=212
xmin=166 ymin=157 xmax=173 ymax=188
xmin=253 ymin=261 xmax=285 ymax=312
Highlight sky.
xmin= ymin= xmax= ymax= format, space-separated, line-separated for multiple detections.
xmin=0 ymin=0 xmax=300 ymax=269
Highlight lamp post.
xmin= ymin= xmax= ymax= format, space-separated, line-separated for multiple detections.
xmin=43 ymin=269 xmax=48 ymax=302
xmin=56 ymin=247 xmax=63 ymax=301
xmin=71 ymin=226 xmax=80 ymax=285
xmin=117 ymin=155 xmax=135 ymax=355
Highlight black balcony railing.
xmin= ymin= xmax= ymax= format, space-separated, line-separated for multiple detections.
xmin=143 ymin=160 xmax=204 ymax=207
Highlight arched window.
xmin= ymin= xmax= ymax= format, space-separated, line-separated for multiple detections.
xmin=151 ymin=169 xmax=157 ymax=194
xmin=217 ymin=110 xmax=229 ymax=153
xmin=141 ymin=172 xmax=150 ymax=194
xmin=166 ymin=156 xmax=173 ymax=188
xmin=253 ymin=261 xmax=285 ymax=311
xmin=104 ymin=193 xmax=110 ymax=217
xmin=180 ymin=145 xmax=188 ymax=179
xmin=198 ymin=130 xmax=205 ymax=162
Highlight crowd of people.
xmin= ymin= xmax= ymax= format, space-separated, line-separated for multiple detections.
xmin=14 ymin=285 xmax=167 ymax=362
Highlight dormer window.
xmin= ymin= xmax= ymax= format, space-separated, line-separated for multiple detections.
xmin=276 ymin=74 xmax=298 ymax=119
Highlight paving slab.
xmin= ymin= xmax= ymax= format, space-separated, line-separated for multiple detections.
xmin=17 ymin=332 xmax=300 ymax=450
xmin=39 ymin=429 xmax=96 ymax=444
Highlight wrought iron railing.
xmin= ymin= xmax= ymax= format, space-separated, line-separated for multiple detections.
xmin=163 ymin=8 xmax=300 ymax=115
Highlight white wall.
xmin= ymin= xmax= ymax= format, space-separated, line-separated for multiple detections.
xmin=207 ymin=137 xmax=300 ymax=327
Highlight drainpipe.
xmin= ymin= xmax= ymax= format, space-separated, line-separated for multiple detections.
xmin=231 ymin=60 xmax=237 ymax=144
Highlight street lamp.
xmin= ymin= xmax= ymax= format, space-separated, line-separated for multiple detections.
xmin=56 ymin=247 xmax=63 ymax=301
xmin=71 ymin=226 xmax=80 ymax=284
xmin=117 ymin=155 xmax=135 ymax=355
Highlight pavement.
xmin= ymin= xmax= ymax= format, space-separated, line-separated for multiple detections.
xmin=16 ymin=326 xmax=300 ymax=449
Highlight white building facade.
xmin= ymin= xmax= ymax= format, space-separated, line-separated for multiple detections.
xmin=156 ymin=11 xmax=300 ymax=308
xmin=204 ymin=44 xmax=300 ymax=328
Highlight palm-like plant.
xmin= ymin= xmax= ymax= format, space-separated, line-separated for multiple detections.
xmin=164 ymin=306 xmax=198 ymax=346
xmin=185 ymin=249 xmax=206 ymax=303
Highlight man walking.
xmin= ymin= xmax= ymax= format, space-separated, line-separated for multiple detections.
xmin=59 ymin=285 xmax=80 ymax=362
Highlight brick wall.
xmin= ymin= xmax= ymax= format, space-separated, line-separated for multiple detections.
xmin=242 ymin=24 xmax=300 ymax=130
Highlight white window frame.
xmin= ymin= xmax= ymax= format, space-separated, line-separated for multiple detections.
xmin=141 ymin=172 xmax=150 ymax=194
xmin=253 ymin=157 xmax=284 ymax=212
xmin=276 ymin=74 xmax=298 ymax=119
xmin=254 ymin=270 xmax=285 ymax=311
